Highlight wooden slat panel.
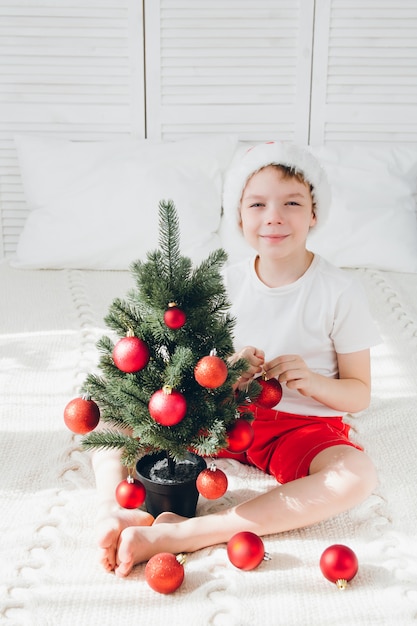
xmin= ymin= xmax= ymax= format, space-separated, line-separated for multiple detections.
xmin=310 ymin=0 xmax=417 ymax=143
xmin=145 ymin=0 xmax=314 ymax=143
xmin=0 ymin=0 xmax=145 ymax=258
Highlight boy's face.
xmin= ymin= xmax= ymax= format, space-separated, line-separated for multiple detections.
xmin=239 ymin=165 xmax=316 ymax=258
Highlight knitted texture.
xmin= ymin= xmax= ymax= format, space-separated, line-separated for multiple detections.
xmin=1 ymin=262 xmax=417 ymax=626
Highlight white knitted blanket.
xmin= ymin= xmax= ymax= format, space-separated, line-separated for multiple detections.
xmin=1 ymin=262 xmax=417 ymax=626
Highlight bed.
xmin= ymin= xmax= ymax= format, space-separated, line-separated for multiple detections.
xmin=1 ymin=131 xmax=417 ymax=626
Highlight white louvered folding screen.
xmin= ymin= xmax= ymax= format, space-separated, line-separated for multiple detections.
xmin=144 ymin=0 xmax=314 ymax=142
xmin=0 ymin=0 xmax=145 ymax=257
xmin=310 ymin=0 xmax=417 ymax=143
xmin=1 ymin=1 xmax=417 ymax=259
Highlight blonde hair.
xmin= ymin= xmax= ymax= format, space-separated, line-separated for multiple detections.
xmin=243 ymin=163 xmax=317 ymax=216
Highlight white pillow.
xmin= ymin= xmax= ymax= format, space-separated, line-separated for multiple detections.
xmin=220 ymin=142 xmax=417 ymax=272
xmin=13 ymin=134 xmax=238 ymax=269
xmin=307 ymin=143 xmax=417 ymax=273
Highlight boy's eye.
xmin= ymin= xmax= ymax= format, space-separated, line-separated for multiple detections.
xmin=249 ymin=202 xmax=264 ymax=208
xmin=286 ymin=201 xmax=301 ymax=206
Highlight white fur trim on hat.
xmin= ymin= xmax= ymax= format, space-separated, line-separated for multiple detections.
xmin=222 ymin=141 xmax=331 ymax=232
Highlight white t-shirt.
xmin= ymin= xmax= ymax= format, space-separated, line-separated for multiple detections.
xmin=223 ymin=254 xmax=381 ymax=417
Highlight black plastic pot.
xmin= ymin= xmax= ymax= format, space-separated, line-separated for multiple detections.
xmin=136 ymin=451 xmax=206 ymax=518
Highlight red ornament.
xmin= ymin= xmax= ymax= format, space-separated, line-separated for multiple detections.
xmin=227 ymin=531 xmax=267 ymax=571
xmin=194 ymin=349 xmax=228 ymax=389
xmin=63 ymin=394 xmax=100 ymax=434
xmin=113 ymin=334 xmax=150 ymax=373
xmin=115 ymin=477 xmax=146 ymax=509
xmin=226 ymin=418 xmax=254 ymax=453
xmin=145 ymin=553 xmax=186 ymax=594
xmin=320 ymin=544 xmax=358 ymax=590
xmin=164 ymin=302 xmax=186 ymax=329
xmin=253 ymin=376 xmax=282 ymax=409
xmin=196 ymin=464 xmax=228 ymax=499
xmin=148 ymin=385 xmax=187 ymax=426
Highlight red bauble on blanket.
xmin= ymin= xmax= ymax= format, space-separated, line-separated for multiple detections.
xmin=227 ymin=531 xmax=268 ymax=571
xmin=320 ymin=544 xmax=358 ymax=589
xmin=145 ymin=553 xmax=186 ymax=594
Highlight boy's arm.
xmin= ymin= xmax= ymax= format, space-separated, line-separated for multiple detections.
xmin=265 ymin=349 xmax=371 ymax=414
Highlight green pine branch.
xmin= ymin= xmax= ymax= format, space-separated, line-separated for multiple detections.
xmin=80 ymin=199 xmax=252 ymax=466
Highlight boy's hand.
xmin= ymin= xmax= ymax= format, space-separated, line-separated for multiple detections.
xmin=264 ymin=354 xmax=316 ymax=398
xmin=229 ymin=346 xmax=265 ymax=388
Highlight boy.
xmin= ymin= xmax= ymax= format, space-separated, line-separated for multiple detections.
xmin=94 ymin=141 xmax=380 ymax=577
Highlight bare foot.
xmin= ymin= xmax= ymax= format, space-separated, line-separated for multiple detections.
xmin=112 ymin=512 xmax=194 ymax=577
xmin=114 ymin=525 xmax=153 ymax=577
xmin=114 ymin=523 xmax=173 ymax=577
xmin=97 ymin=507 xmax=154 ymax=573
xmin=114 ymin=515 xmax=199 ymax=578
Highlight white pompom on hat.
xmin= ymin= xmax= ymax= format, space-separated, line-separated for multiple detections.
xmin=222 ymin=141 xmax=331 ymax=232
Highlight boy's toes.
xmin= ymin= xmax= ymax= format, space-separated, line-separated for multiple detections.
xmin=97 ymin=525 xmax=120 ymax=571
xmin=115 ymin=526 xmax=145 ymax=577
xmin=99 ymin=548 xmax=116 ymax=572
xmin=114 ymin=558 xmax=135 ymax=578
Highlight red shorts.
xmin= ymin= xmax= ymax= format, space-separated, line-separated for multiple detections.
xmin=218 ymin=406 xmax=362 ymax=484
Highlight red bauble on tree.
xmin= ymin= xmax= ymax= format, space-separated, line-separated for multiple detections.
xmin=164 ymin=302 xmax=186 ymax=330
xmin=253 ymin=376 xmax=282 ymax=409
xmin=112 ymin=333 xmax=150 ymax=373
xmin=196 ymin=463 xmax=228 ymax=499
xmin=63 ymin=394 xmax=100 ymax=434
xmin=148 ymin=385 xmax=187 ymax=426
xmin=227 ymin=531 xmax=268 ymax=571
xmin=226 ymin=418 xmax=254 ymax=453
xmin=194 ymin=349 xmax=228 ymax=389
xmin=145 ymin=553 xmax=186 ymax=594
xmin=115 ymin=476 xmax=146 ymax=509
xmin=320 ymin=544 xmax=358 ymax=590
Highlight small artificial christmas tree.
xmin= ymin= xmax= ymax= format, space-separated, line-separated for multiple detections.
xmin=77 ymin=200 xmax=256 ymax=487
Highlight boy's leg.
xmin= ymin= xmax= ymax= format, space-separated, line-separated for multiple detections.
xmin=114 ymin=445 xmax=376 ymax=577
xmin=92 ymin=447 xmax=154 ymax=571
